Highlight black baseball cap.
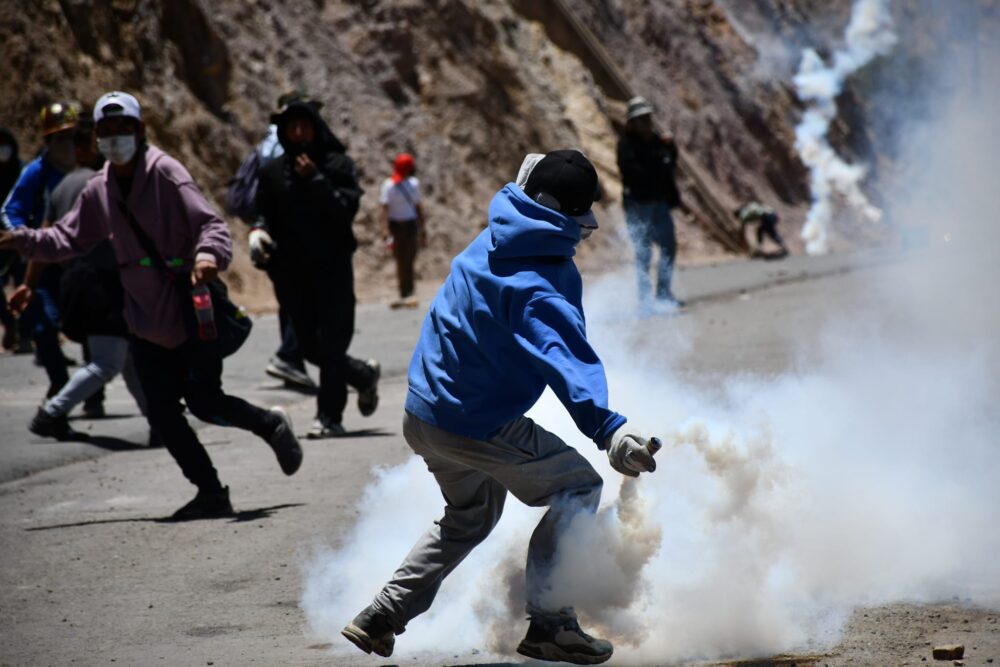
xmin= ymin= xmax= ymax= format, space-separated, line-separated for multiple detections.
xmin=524 ymin=150 xmax=600 ymax=218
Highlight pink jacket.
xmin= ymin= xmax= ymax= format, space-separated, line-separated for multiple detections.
xmin=12 ymin=144 xmax=233 ymax=349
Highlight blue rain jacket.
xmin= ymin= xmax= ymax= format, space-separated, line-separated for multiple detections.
xmin=405 ymin=183 xmax=626 ymax=447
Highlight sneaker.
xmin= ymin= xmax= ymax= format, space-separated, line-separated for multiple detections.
xmin=265 ymin=357 xmax=316 ymax=390
xmin=516 ymin=616 xmax=613 ymax=665
xmin=29 ymin=407 xmax=87 ymax=441
xmin=357 ymin=359 xmax=380 ymax=417
xmin=341 ymin=605 xmax=395 ymax=657
xmin=306 ymin=417 xmax=346 ymax=439
xmin=169 ymin=486 xmax=233 ymax=521
xmin=266 ymin=407 xmax=302 ymax=475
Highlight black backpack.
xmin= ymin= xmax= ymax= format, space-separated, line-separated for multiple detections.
xmin=224 ymin=148 xmax=261 ymax=223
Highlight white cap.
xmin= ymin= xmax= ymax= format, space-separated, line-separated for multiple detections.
xmin=93 ymin=91 xmax=142 ymax=123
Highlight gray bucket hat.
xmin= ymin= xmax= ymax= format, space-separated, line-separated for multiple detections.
xmin=626 ymin=96 xmax=654 ymax=121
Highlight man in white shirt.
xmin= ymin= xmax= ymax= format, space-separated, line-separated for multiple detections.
xmin=379 ymin=153 xmax=425 ymax=307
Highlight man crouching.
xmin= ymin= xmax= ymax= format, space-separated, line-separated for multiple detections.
xmin=342 ymin=150 xmax=660 ymax=665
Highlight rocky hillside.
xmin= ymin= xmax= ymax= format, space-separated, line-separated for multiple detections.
xmin=1 ymin=0 xmax=976 ymax=305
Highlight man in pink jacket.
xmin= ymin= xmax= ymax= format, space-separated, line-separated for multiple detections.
xmin=0 ymin=92 xmax=303 ymax=521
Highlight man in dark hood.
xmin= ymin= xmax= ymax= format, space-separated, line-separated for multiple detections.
xmin=254 ymin=100 xmax=380 ymax=438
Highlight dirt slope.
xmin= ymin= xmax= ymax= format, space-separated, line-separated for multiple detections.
xmin=0 ymin=0 xmax=949 ymax=305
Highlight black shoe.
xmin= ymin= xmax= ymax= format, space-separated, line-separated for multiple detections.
xmin=29 ymin=407 xmax=87 ymax=441
xmin=1 ymin=325 xmax=16 ymax=351
xmin=169 ymin=486 xmax=233 ymax=521
xmin=82 ymin=402 xmax=106 ymax=419
xmin=516 ymin=616 xmax=613 ymax=665
xmin=341 ymin=605 xmax=395 ymax=657
xmin=306 ymin=416 xmax=346 ymax=439
xmin=266 ymin=357 xmax=316 ymax=390
xmin=357 ymin=359 xmax=380 ymax=417
xmin=266 ymin=407 xmax=302 ymax=475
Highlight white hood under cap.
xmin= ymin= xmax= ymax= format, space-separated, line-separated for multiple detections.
xmin=515 ymin=152 xmax=598 ymax=232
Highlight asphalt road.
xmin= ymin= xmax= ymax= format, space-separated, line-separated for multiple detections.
xmin=4 ymin=251 xmax=995 ymax=667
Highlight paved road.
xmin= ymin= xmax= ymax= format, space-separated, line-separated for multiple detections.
xmin=0 ymin=251 xmax=883 ymax=484
xmin=8 ymin=251 xmax=993 ymax=667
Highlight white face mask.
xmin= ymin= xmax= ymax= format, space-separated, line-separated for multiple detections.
xmin=97 ymin=134 xmax=137 ymax=165
xmin=0 ymin=145 xmax=12 ymax=163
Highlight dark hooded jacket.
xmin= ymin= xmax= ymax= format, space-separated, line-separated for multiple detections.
xmin=255 ymin=103 xmax=362 ymax=268
xmin=0 ymin=127 xmax=21 ymax=204
xmin=616 ymin=131 xmax=683 ymax=206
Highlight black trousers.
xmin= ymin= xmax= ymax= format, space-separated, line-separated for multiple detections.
xmin=275 ymin=304 xmax=306 ymax=371
xmin=130 ymin=336 xmax=277 ymax=492
xmin=270 ymin=261 xmax=373 ymax=424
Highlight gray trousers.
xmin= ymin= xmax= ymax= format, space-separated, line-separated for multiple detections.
xmin=44 ymin=335 xmax=147 ymax=417
xmin=372 ymin=411 xmax=603 ymax=633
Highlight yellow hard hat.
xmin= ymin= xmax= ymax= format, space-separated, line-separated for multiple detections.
xmin=39 ymin=100 xmax=83 ymax=137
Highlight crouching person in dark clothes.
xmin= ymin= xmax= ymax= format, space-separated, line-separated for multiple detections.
xmin=0 ymin=91 xmax=303 ymax=521
xmin=253 ymin=98 xmax=380 ymax=439
xmin=342 ymin=151 xmax=661 ymax=665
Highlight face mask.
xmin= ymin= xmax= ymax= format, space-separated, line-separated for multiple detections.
xmin=97 ymin=134 xmax=137 ymax=165
xmin=0 ymin=145 xmax=12 ymax=163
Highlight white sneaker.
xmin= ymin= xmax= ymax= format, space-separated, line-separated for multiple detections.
xmin=306 ymin=418 xmax=346 ymax=440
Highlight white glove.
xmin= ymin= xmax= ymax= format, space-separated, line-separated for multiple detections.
xmin=605 ymin=427 xmax=661 ymax=478
xmin=248 ymin=228 xmax=275 ymax=268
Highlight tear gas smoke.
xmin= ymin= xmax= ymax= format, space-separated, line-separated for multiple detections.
xmin=301 ymin=16 xmax=999 ymax=666
xmin=794 ymin=0 xmax=897 ymax=255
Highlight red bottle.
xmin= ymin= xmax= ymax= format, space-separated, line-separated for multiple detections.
xmin=191 ymin=285 xmax=218 ymax=341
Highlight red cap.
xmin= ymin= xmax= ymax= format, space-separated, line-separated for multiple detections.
xmin=391 ymin=153 xmax=415 ymax=184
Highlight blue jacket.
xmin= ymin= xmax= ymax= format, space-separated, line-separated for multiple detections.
xmin=1 ymin=152 xmax=65 ymax=230
xmin=405 ymin=183 xmax=626 ymax=447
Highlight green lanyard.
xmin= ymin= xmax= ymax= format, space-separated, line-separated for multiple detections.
xmin=138 ymin=256 xmax=185 ymax=268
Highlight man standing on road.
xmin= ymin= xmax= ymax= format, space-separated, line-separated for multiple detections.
xmin=342 ymin=150 xmax=660 ymax=665
xmin=226 ymin=90 xmax=318 ymax=391
xmin=617 ymin=96 xmax=690 ymax=311
xmin=253 ymin=97 xmax=380 ymax=439
xmin=0 ymin=91 xmax=302 ymax=521
xmin=379 ymin=152 xmax=426 ymax=308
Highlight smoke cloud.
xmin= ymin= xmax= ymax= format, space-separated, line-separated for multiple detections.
xmin=300 ymin=8 xmax=999 ymax=664
xmin=794 ymin=0 xmax=897 ymax=254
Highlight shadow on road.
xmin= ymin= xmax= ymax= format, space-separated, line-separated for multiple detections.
xmin=23 ymin=502 xmax=307 ymax=531
xmin=261 ymin=381 xmax=319 ymax=396
xmin=84 ymin=435 xmax=148 ymax=451
xmin=68 ymin=413 xmax=138 ymax=422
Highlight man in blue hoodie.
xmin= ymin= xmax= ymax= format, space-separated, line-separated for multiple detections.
xmin=342 ymin=150 xmax=659 ymax=665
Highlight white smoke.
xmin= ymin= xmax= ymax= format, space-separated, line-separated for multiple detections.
xmin=794 ymin=0 xmax=897 ymax=254
xmin=300 ymin=15 xmax=1000 ymax=664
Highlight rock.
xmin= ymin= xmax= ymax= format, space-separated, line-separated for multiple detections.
xmin=932 ymin=645 xmax=964 ymax=660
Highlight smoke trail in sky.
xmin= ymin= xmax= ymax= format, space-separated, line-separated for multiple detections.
xmin=794 ymin=0 xmax=897 ymax=254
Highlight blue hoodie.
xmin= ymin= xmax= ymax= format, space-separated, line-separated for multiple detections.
xmin=1 ymin=152 xmax=65 ymax=230
xmin=405 ymin=183 xmax=626 ymax=447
